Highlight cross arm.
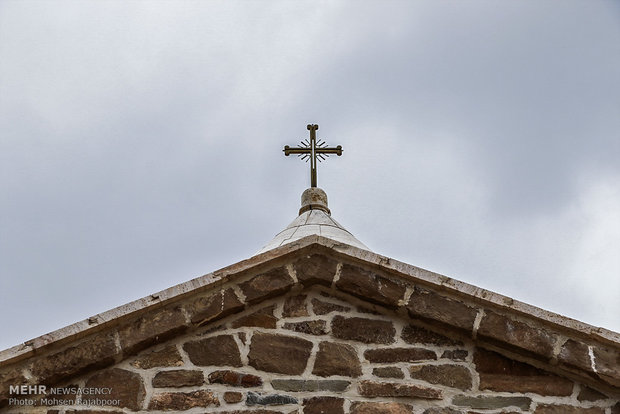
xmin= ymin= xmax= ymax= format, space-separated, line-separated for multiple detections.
xmin=315 ymin=146 xmax=343 ymax=156
xmin=283 ymin=145 xmax=311 ymax=156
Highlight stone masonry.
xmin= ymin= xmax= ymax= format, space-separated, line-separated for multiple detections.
xmin=0 ymin=240 xmax=618 ymax=413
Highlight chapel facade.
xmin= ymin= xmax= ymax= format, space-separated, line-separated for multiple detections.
xmin=1 ymin=165 xmax=619 ymax=413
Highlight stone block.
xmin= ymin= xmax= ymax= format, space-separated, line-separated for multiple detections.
xmin=246 ymin=391 xmax=297 ymax=406
xmin=401 ymin=324 xmax=462 ymax=346
xmin=293 ymin=254 xmax=338 ymax=286
xmin=271 ymin=379 xmax=350 ymax=392
xmin=477 ymin=311 xmax=557 ymax=359
xmin=231 ymin=305 xmax=277 ymax=329
xmin=119 ymin=306 xmax=187 ymax=356
xmin=30 ymin=332 xmax=119 ymax=384
xmin=364 ymin=347 xmax=436 ymax=363
xmin=83 ymin=368 xmax=145 ymax=410
xmin=312 ymin=341 xmax=362 ymax=377
xmin=577 ymin=386 xmax=608 ymax=402
xmin=534 ymin=404 xmax=605 ymax=413
xmin=331 ymin=316 xmax=395 ymax=344
xmin=440 ymin=349 xmax=468 ymax=360
xmin=223 ymin=391 xmax=243 ymax=403
xmin=408 ymin=364 xmax=472 ymax=390
xmin=373 ymin=366 xmax=404 ymax=378
xmin=452 ymin=395 xmax=531 ymax=410
xmin=248 ymin=332 xmax=313 ymax=375
xmin=187 ymin=288 xmax=244 ymax=325
xmin=152 ymin=370 xmax=203 ymax=388
xmin=283 ymin=295 xmax=309 ymax=317
xmin=558 ymin=339 xmax=591 ymax=371
xmin=148 ymin=390 xmax=219 ymax=410
xmin=208 ymin=370 xmax=263 ymax=387
xmin=131 ymin=345 xmax=183 ymax=369
xmin=303 ymin=396 xmax=344 ymax=414
xmin=474 ymin=348 xmax=573 ymax=396
xmin=283 ymin=320 xmax=327 ymax=336
xmin=423 ymin=409 xmax=465 ymax=414
xmin=336 ymin=264 xmax=406 ymax=308
xmin=407 ymin=287 xmax=477 ymax=331
xmin=592 ymin=344 xmax=620 ymax=386
xmin=311 ymin=299 xmax=350 ymax=315
xmin=183 ymin=335 xmax=242 ymax=367
xmin=239 ymin=266 xmax=294 ymax=305
xmin=350 ymin=402 xmax=413 ymax=414
xmin=358 ymin=380 xmax=442 ymax=399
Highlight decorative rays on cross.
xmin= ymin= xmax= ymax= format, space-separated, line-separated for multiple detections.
xmin=295 ymin=138 xmax=332 ymax=163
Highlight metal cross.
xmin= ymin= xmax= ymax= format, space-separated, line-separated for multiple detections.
xmin=283 ymin=124 xmax=343 ymax=188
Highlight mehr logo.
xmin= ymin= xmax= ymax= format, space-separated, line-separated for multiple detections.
xmin=9 ymin=385 xmax=47 ymax=395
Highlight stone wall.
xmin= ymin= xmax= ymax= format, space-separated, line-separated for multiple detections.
xmin=1 ymin=250 xmax=619 ymax=413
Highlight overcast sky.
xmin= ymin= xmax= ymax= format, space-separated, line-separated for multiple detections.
xmin=1 ymin=1 xmax=619 ymax=351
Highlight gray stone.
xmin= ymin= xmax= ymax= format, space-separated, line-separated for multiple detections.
xmin=271 ymin=379 xmax=350 ymax=392
xmin=246 ymin=391 xmax=298 ymax=406
xmin=452 ymin=395 xmax=531 ymax=410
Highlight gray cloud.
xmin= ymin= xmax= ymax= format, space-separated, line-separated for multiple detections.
xmin=1 ymin=1 xmax=618 ymax=350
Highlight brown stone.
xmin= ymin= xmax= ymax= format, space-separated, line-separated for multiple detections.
xmin=358 ymin=380 xmax=442 ymax=399
xmin=365 ymin=347 xmax=436 ymax=363
xmin=407 ymin=287 xmax=477 ymax=331
xmin=577 ymin=386 xmax=608 ymax=401
xmin=283 ymin=320 xmax=327 ymax=335
xmin=83 ymin=368 xmax=145 ymax=410
xmin=64 ymin=411 xmax=125 ymax=414
xmin=441 ymin=349 xmax=468 ymax=360
xmin=474 ymin=348 xmax=573 ymax=396
xmin=293 ymin=254 xmax=338 ymax=286
xmin=187 ymin=288 xmax=244 ymax=326
xmin=336 ymin=263 xmax=406 ymax=308
xmin=208 ymin=370 xmax=263 ymax=387
xmin=313 ymin=341 xmax=362 ymax=377
xmin=534 ymin=404 xmax=605 ymax=414
xmin=331 ymin=316 xmax=395 ymax=344
xmin=231 ymin=305 xmax=277 ymax=328
xmin=239 ymin=266 xmax=294 ymax=304
xmin=183 ymin=335 xmax=242 ymax=367
xmin=132 ymin=345 xmax=183 ymax=369
xmin=119 ymin=306 xmax=188 ymax=356
xmin=592 ymin=344 xmax=620 ymax=386
xmin=477 ymin=311 xmax=557 ymax=359
xmin=152 ymin=370 xmax=203 ymax=388
xmin=248 ymin=332 xmax=313 ymax=375
xmin=612 ymin=403 xmax=620 ymax=414
xmin=423 ymin=409 xmax=465 ymax=414
xmin=303 ymin=396 xmax=344 ymax=414
xmin=283 ymin=295 xmax=309 ymax=317
xmin=0 ymin=366 xmax=29 ymax=405
xmin=30 ymin=332 xmax=118 ymax=384
xmin=311 ymin=298 xmax=350 ymax=315
xmin=373 ymin=367 xmax=404 ymax=378
xmin=148 ymin=390 xmax=219 ymax=410
xmin=409 ymin=365 xmax=472 ymax=390
xmin=350 ymin=402 xmax=412 ymax=414
xmin=223 ymin=391 xmax=243 ymax=403
xmin=401 ymin=324 xmax=463 ymax=346
xmin=558 ymin=339 xmax=591 ymax=371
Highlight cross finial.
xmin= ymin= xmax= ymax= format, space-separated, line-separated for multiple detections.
xmin=283 ymin=124 xmax=343 ymax=187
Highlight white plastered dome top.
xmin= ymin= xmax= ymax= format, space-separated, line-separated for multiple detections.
xmin=256 ymin=187 xmax=369 ymax=255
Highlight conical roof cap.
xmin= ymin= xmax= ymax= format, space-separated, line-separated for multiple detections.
xmin=256 ymin=188 xmax=368 ymax=254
